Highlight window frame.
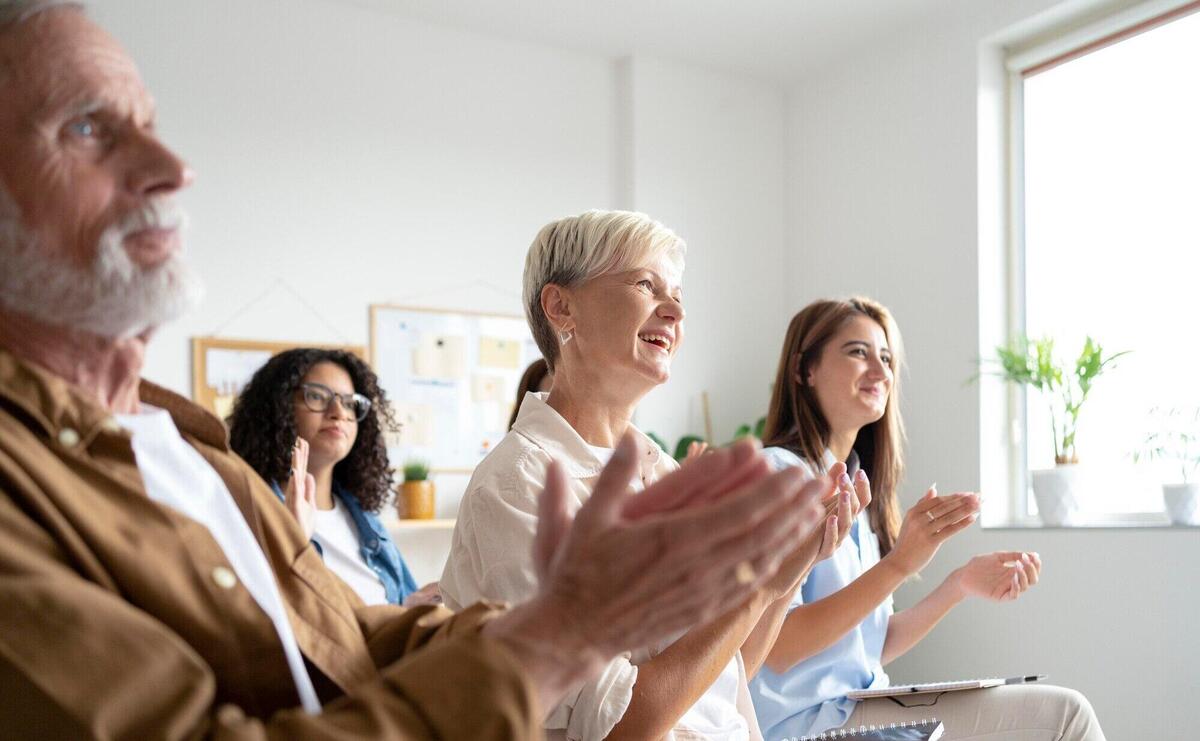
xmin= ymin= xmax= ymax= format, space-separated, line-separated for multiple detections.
xmin=978 ymin=0 xmax=1200 ymax=527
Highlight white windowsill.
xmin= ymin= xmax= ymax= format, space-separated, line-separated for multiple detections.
xmin=983 ymin=512 xmax=1199 ymax=530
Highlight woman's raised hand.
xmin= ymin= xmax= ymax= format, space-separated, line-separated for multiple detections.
xmin=809 ymin=461 xmax=872 ymax=562
xmin=285 ymin=437 xmax=318 ymax=541
xmin=760 ymin=475 xmax=835 ymax=601
xmin=953 ymin=551 xmax=1041 ymax=602
xmin=403 ymin=581 xmax=443 ymax=607
xmin=683 ymin=440 xmax=710 ymax=465
xmin=883 ymin=486 xmax=980 ymax=577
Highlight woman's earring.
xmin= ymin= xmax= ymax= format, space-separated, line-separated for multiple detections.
xmin=558 ymin=329 xmax=573 ymax=345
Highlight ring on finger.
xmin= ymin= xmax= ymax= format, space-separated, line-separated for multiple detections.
xmin=926 ymin=511 xmax=935 ymax=522
xmin=734 ymin=560 xmax=756 ymax=585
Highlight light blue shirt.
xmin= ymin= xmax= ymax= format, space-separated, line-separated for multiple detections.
xmin=750 ymin=447 xmax=893 ymax=740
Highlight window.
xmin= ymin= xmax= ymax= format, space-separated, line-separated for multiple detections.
xmin=982 ymin=1 xmax=1200 ymax=524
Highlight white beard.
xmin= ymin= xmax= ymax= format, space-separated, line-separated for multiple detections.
xmin=0 ymin=185 xmax=204 ymax=339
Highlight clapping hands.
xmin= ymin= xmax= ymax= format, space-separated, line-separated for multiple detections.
xmin=953 ymin=551 xmax=1041 ymax=602
xmin=528 ymin=433 xmax=825 ymax=661
xmin=811 ymin=461 xmax=872 ymax=562
xmin=884 ymin=485 xmax=981 ymax=577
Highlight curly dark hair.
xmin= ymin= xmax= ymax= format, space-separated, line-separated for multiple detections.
xmin=228 ymin=348 xmax=398 ymax=513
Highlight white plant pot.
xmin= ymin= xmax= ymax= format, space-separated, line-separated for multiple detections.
xmin=1030 ymin=465 xmax=1080 ymax=526
xmin=1162 ymin=483 xmax=1200 ymax=526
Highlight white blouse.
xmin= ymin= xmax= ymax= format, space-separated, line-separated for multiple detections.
xmin=442 ymin=392 xmax=761 ymax=741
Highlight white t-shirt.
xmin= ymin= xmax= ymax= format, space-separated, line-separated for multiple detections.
xmin=116 ymin=405 xmax=321 ymax=713
xmin=312 ymin=499 xmax=388 ymax=606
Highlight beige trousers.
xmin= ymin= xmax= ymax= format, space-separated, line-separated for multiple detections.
xmin=842 ymin=685 xmax=1105 ymax=740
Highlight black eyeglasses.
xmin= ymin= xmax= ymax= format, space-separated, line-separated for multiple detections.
xmin=296 ymin=382 xmax=372 ymax=421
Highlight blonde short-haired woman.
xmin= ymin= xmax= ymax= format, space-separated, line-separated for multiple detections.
xmin=443 ymin=210 xmax=830 ymax=741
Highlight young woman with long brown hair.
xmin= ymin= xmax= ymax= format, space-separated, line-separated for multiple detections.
xmin=748 ymin=297 xmax=1105 ymax=740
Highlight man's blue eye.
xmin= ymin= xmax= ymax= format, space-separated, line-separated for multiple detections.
xmin=68 ymin=118 xmax=97 ymax=137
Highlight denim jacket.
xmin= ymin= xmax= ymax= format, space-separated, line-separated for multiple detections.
xmin=272 ymin=481 xmax=419 ymax=605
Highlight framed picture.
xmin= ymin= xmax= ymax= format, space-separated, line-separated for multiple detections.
xmin=369 ymin=304 xmax=540 ymax=473
xmin=191 ymin=336 xmax=366 ymax=421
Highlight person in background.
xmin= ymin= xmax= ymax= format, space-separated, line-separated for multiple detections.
xmin=0 ymin=5 xmax=831 ymax=735
xmin=508 ymin=357 xmax=552 ymax=430
xmin=749 ymin=297 xmax=1106 ymax=740
xmin=443 ymin=210 xmax=846 ymax=741
xmin=229 ymin=348 xmax=438 ymax=606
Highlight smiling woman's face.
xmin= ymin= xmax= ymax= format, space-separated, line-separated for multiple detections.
xmin=565 ymin=251 xmax=685 ymax=396
xmin=806 ymin=314 xmax=894 ymax=434
xmin=293 ymin=361 xmax=359 ymax=470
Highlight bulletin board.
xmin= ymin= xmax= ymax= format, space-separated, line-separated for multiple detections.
xmin=369 ymin=304 xmax=541 ymax=473
xmin=191 ymin=337 xmax=366 ymax=421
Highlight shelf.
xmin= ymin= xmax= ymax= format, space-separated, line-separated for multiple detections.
xmin=383 ymin=518 xmax=456 ymax=530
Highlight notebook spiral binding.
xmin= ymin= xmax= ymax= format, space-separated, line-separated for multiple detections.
xmin=790 ymin=717 xmax=939 ymax=740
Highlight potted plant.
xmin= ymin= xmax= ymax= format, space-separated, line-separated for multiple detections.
xmin=397 ymin=459 xmax=435 ymax=520
xmin=732 ymin=416 xmax=767 ymax=441
xmin=647 ymin=417 xmax=766 ymax=465
xmin=991 ymin=335 xmax=1127 ymax=525
xmin=1133 ymin=407 xmax=1200 ymax=525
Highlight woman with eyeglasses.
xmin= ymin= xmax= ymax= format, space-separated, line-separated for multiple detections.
xmin=229 ymin=348 xmax=428 ymax=606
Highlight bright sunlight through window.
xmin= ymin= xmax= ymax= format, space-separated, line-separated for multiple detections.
xmin=1020 ymin=8 xmax=1200 ymax=515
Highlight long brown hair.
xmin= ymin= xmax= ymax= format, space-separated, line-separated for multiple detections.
xmin=763 ymin=297 xmax=906 ymax=554
xmin=508 ymin=358 xmax=551 ymax=430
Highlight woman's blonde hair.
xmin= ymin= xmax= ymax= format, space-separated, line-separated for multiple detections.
xmin=523 ymin=210 xmax=685 ymax=370
xmin=763 ymin=297 xmax=906 ymax=554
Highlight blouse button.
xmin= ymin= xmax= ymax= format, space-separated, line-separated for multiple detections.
xmin=57 ymin=428 xmax=81 ymax=447
xmin=211 ymin=566 xmax=238 ymax=590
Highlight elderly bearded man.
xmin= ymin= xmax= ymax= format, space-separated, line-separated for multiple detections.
xmin=0 ymin=2 xmax=831 ymax=738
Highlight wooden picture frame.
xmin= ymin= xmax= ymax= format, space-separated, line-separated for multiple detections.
xmin=191 ymin=336 xmax=366 ymax=420
xmin=368 ymin=304 xmax=539 ymax=473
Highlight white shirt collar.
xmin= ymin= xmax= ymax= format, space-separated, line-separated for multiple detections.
xmin=510 ymin=391 xmax=672 ymax=480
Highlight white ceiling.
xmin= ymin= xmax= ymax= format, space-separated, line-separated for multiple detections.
xmin=334 ymin=0 xmax=967 ymax=84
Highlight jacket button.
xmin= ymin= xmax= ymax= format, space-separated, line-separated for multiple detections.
xmin=57 ymin=428 xmax=80 ymax=447
xmin=212 ymin=566 xmax=238 ymax=590
xmin=367 ymin=539 xmax=379 ymax=550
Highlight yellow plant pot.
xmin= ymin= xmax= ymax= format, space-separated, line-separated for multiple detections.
xmin=399 ymin=480 xmax=435 ymax=520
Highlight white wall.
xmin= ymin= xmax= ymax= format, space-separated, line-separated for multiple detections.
xmin=786 ymin=2 xmax=1197 ymax=738
xmin=628 ymin=57 xmax=788 ymax=448
xmin=94 ymin=0 xmax=617 ymax=391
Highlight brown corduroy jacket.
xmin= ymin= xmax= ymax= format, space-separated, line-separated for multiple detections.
xmin=0 ymin=348 xmax=539 ymax=739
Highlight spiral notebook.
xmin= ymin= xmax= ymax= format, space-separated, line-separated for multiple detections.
xmin=792 ymin=718 xmax=944 ymax=740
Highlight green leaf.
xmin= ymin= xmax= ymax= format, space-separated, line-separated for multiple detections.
xmin=402 ymin=458 xmax=430 ymax=481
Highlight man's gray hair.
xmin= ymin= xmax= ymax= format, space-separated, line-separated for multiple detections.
xmin=523 ymin=210 xmax=686 ymax=371
xmin=0 ymin=1 xmax=82 ymax=83
xmin=0 ymin=0 xmax=81 ymax=28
